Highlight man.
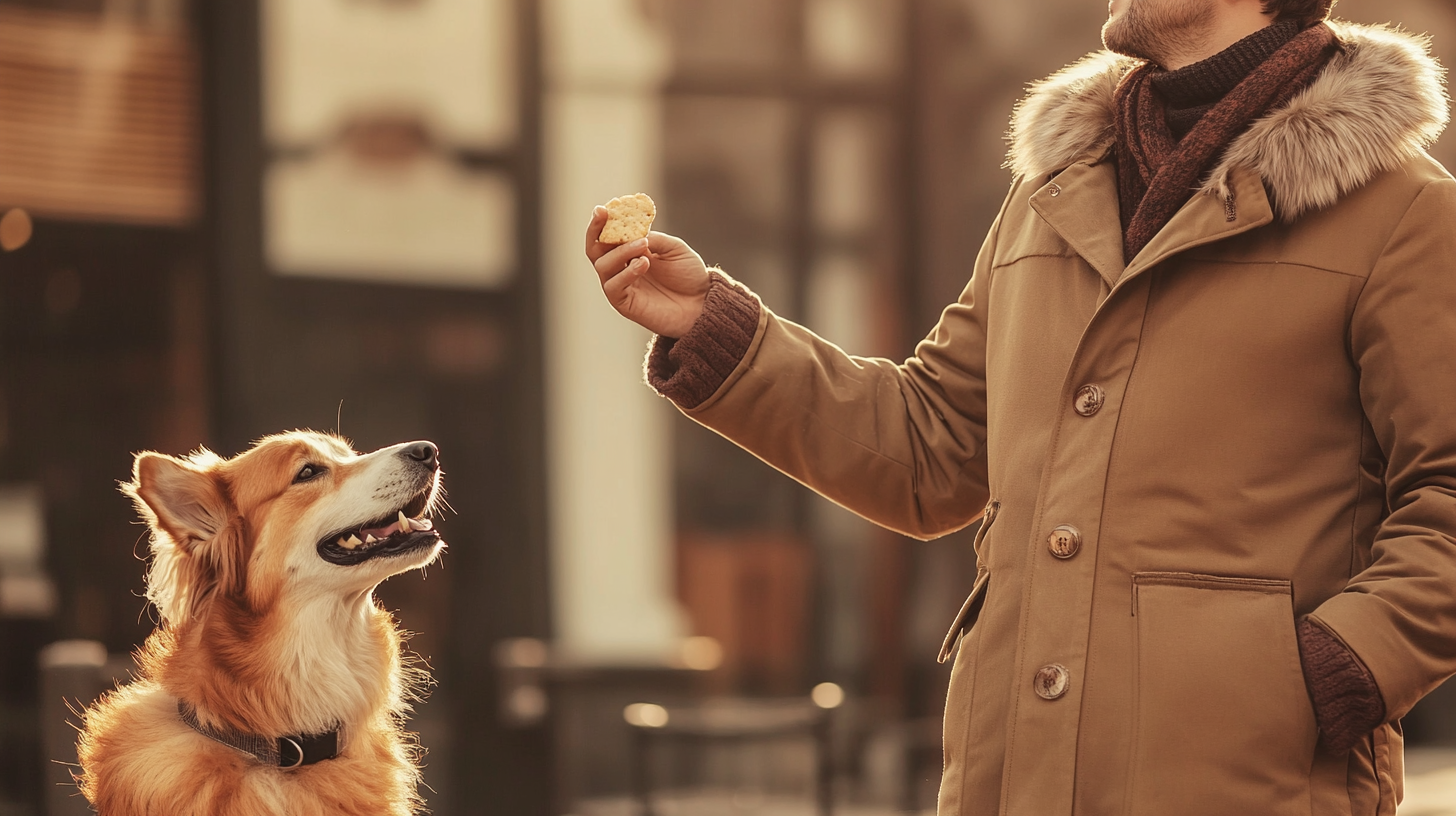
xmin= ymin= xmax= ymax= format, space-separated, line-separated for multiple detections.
xmin=585 ymin=1 xmax=1456 ymax=813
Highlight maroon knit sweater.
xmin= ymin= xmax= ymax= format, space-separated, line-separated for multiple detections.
xmin=645 ymin=270 xmax=762 ymax=409
xmin=646 ymin=30 xmax=1385 ymax=756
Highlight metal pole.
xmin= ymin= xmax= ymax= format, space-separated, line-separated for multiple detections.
xmin=39 ymin=641 xmax=108 ymax=816
xmin=631 ymin=727 xmax=656 ymax=816
xmin=815 ymin=711 xmax=834 ymax=816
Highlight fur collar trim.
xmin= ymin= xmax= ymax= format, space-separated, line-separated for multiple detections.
xmin=1006 ymin=22 xmax=1450 ymax=222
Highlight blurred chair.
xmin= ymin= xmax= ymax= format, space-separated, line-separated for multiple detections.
xmin=495 ymin=637 xmax=718 ymax=814
xmin=38 ymin=640 xmax=128 ymax=816
xmin=623 ymin=683 xmax=845 ymax=816
xmin=898 ymin=715 xmax=944 ymax=814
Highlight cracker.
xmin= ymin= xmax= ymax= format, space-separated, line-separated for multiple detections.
xmin=599 ymin=193 xmax=657 ymax=244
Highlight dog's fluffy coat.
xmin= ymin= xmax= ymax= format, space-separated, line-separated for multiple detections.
xmin=76 ymin=431 xmax=444 ymax=816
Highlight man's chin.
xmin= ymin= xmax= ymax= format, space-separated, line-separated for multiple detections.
xmin=1102 ymin=21 xmax=1147 ymax=61
xmin=1101 ymin=12 xmax=1169 ymax=63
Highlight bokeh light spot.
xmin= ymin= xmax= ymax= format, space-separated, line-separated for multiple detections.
xmin=506 ymin=684 xmax=548 ymax=721
xmin=680 ymin=635 xmax=724 ymax=671
xmin=811 ymin=681 xmax=845 ymax=710
xmin=503 ymin=637 xmax=548 ymax=668
xmin=0 ymin=209 xmax=33 ymax=252
xmin=623 ymin=702 xmax=669 ymax=728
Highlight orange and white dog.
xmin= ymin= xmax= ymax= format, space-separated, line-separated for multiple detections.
xmin=76 ymin=431 xmax=445 ymax=815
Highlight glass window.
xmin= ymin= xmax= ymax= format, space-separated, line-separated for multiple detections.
xmin=805 ymin=0 xmax=904 ymax=79
xmin=666 ymin=0 xmax=799 ymax=75
xmin=262 ymin=0 xmax=518 ymax=150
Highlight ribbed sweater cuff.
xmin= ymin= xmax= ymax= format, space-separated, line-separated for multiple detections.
xmin=644 ymin=270 xmax=761 ymax=410
xmin=1297 ymin=617 xmax=1386 ymax=754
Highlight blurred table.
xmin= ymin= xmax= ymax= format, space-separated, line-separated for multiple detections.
xmin=624 ymin=698 xmax=835 ymax=816
xmin=494 ymin=638 xmax=717 ymax=814
xmin=575 ymin=797 xmax=925 ymax=816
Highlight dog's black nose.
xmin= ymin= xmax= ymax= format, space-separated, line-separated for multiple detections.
xmin=402 ymin=441 xmax=439 ymax=470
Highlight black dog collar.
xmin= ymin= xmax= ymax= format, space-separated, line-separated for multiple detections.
xmin=177 ymin=700 xmax=341 ymax=769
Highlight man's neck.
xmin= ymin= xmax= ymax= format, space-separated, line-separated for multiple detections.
xmin=1163 ymin=10 xmax=1279 ymax=70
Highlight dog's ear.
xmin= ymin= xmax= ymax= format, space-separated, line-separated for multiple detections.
xmin=126 ymin=452 xmax=230 ymax=551
xmin=125 ymin=450 xmax=249 ymax=622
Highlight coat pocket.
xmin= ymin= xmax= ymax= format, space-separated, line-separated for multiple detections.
xmin=938 ymin=566 xmax=989 ymax=664
xmin=1372 ymin=720 xmax=1403 ymax=816
xmin=1128 ymin=572 xmax=1317 ymax=816
xmin=938 ymin=501 xmax=998 ymax=664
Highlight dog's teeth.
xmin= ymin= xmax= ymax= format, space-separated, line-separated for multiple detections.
xmin=339 ymin=535 xmax=361 ymax=550
xmin=398 ymin=510 xmax=410 ymax=532
xmin=365 ymin=534 xmax=377 ymax=544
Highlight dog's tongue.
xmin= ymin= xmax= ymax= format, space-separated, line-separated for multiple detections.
xmin=359 ymin=514 xmax=434 ymax=541
xmin=361 ymin=519 xmax=407 ymax=540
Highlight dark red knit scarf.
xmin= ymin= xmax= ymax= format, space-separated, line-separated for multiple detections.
xmin=1114 ymin=23 xmax=1338 ymax=261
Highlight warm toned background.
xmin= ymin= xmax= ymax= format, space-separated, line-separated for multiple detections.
xmin=0 ymin=1 xmax=1453 ymax=814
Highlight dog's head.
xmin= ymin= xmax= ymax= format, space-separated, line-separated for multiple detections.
xmin=124 ymin=431 xmax=445 ymax=624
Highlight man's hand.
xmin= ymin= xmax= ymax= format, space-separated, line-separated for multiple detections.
xmin=585 ymin=206 xmax=711 ymax=339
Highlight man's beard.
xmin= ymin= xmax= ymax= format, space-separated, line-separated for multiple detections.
xmin=1102 ymin=0 xmax=1217 ymax=67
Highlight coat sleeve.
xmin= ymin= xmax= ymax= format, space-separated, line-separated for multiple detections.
xmin=674 ymin=195 xmax=1011 ymax=542
xmin=1309 ymin=177 xmax=1456 ymax=721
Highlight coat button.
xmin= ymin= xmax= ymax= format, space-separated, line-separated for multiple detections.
xmin=1034 ymin=664 xmax=1070 ymax=700
xmin=1073 ymin=384 xmax=1105 ymax=417
xmin=1047 ymin=183 xmax=1062 ymax=197
xmin=1048 ymin=525 xmax=1081 ymax=559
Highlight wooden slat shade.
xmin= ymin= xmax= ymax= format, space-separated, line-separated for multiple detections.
xmin=0 ymin=7 xmax=199 ymax=226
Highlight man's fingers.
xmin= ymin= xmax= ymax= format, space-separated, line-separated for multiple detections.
xmin=602 ymin=256 xmax=648 ymax=305
xmin=593 ymin=238 xmax=651 ymax=284
xmin=645 ymin=231 xmax=685 ymax=255
xmin=584 ymin=207 xmax=611 ymax=262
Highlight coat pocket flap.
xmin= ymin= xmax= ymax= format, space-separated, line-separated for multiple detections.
xmin=938 ymin=567 xmax=991 ymax=664
xmin=1131 ymin=572 xmax=1291 ymax=616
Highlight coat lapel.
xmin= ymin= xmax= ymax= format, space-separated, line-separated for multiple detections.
xmin=1030 ymin=158 xmax=1125 ymax=289
xmin=1032 ymin=162 xmax=1274 ymax=294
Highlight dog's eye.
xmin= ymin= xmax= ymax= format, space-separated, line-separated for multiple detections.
xmin=294 ymin=464 xmax=324 ymax=483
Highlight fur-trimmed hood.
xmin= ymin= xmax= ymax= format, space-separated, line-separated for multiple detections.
xmin=1006 ymin=21 xmax=1451 ymax=221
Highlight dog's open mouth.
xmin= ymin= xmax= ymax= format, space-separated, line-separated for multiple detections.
xmin=316 ymin=491 xmax=441 ymax=567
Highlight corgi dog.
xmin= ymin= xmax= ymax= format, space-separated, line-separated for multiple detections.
xmin=76 ymin=431 xmax=445 ymax=816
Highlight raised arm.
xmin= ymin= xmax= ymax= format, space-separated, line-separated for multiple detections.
xmin=587 ymin=203 xmax=1006 ymax=540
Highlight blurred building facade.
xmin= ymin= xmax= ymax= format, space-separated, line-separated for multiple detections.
xmin=0 ymin=0 xmax=1452 ymax=814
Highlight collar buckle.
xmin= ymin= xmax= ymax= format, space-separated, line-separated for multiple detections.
xmin=177 ymin=700 xmax=341 ymax=770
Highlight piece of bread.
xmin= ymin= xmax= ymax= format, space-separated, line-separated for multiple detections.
xmin=599 ymin=193 xmax=657 ymax=244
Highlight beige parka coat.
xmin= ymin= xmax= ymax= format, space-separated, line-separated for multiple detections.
xmin=671 ymin=22 xmax=1456 ymax=816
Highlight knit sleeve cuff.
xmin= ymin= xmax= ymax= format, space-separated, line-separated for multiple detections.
xmin=644 ymin=269 xmax=761 ymax=410
xmin=1297 ymin=617 xmax=1386 ymax=754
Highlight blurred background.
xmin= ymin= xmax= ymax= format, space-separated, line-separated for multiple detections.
xmin=0 ymin=0 xmax=1454 ymax=814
